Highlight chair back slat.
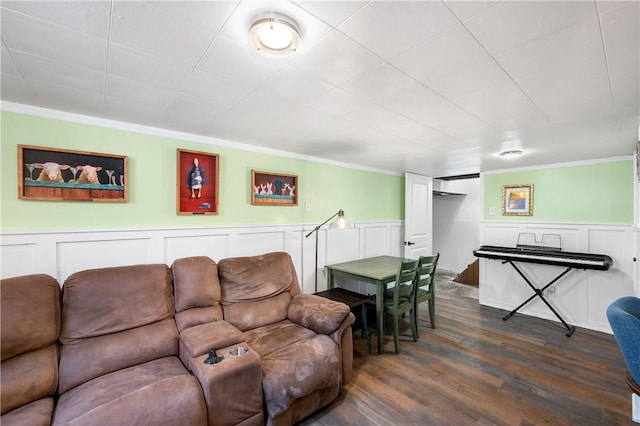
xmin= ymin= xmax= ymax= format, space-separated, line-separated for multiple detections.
xmin=416 ymin=253 xmax=440 ymax=301
xmin=413 ymin=253 xmax=440 ymax=333
xmin=392 ymin=259 xmax=419 ymax=305
xmin=375 ymin=259 xmax=420 ymax=354
xmin=416 ymin=262 xmax=436 ymax=290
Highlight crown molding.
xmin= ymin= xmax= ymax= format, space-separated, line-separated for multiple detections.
xmin=1 ymin=101 xmax=401 ymax=177
xmin=483 ymin=155 xmax=633 ymax=175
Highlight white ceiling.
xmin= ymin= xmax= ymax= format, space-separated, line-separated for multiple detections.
xmin=1 ymin=1 xmax=638 ymax=177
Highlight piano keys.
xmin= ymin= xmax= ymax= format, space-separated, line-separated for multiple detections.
xmin=473 ymin=245 xmax=613 ymax=271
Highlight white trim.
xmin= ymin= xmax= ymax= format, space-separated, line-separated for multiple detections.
xmin=483 ymin=155 xmax=633 ymax=175
xmin=1 ymin=101 xmax=401 ymax=177
xmin=0 ymin=220 xmax=403 ymax=238
xmin=480 ymin=220 xmax=632 ymax=228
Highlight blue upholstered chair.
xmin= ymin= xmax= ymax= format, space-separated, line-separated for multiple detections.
xmin=606 ymin=296 xmax=640 ymax=395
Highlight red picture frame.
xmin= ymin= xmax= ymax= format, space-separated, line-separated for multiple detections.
xmin=177 ymin=149 xmax=219 ymax=215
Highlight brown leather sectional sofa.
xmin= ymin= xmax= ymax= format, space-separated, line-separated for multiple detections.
xmin=1 ymin=251 xmax=355 ymax=426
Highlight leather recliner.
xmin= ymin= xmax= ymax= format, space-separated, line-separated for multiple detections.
xmin=217 ymin=252 xmax=355 ymax=426
xmin=1 ymin=274 xmax=61 ymax=426
xmin=52 ymin=264 xmax=207 ymax=425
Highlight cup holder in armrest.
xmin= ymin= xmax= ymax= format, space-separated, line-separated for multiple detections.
xmin=229 ymin=346 xmax=249 ymax=356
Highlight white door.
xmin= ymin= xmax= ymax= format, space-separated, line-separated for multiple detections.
xmin=404 ymin=173 xmax=433 ymax=259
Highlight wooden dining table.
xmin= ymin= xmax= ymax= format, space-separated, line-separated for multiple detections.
xmin=325 ymin=255 xmax=414 ymax=354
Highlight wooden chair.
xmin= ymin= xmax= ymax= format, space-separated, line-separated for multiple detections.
xmin=369 ymin=259 xmax=419 ymax=354
xmin=414 ymin=253 xmax=440 ymax=335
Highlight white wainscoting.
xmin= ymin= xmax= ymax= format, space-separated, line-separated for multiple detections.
xmin=0 ymin=221 xmax=403 ymax=295
xmin=478 ymin=222 xmax=636 ymax=334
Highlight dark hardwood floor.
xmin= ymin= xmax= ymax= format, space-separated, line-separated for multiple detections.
xmin=300 ymin=280 xmax=634 ymax=425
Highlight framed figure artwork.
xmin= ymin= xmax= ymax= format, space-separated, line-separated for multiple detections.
xmin=251 ymin=170 xmax=297 ymax=206
xmin=18 ymin=144 xmax=128 ymax=202
xmin=177 ymin=149 xmax=219 ymax=215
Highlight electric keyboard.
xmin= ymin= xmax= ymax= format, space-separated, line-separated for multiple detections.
xmin=473 ymin=245 xmax=613 ymax=271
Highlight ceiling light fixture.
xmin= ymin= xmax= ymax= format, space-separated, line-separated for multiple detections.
xmin=499 ymin=149 xmax=524 ymax=159
xmin=249 ymin=12 xmax=301 ymax=57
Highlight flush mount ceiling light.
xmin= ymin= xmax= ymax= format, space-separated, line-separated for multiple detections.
xmin=249 ymin=12 xmax=301 ymax=57
xmin=499 ymin=149 xmax=524 ymax=159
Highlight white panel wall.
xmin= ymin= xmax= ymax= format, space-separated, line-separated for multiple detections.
xmin=363 ymin=226 xmax=388 ymax=259
xmin=57 ymin=238 xmax=151 ymax=281
xmin=479 ymin=222 xmax=636 ymax=333
xmin=433 ymin=178 xmax=481 ymax=273
xmin=1 ymin=221 xmax=403 ymax=297
xmin=0 ymin=242 xmax=37 ymax=278
xmin=164 ymin=234 xmax=229 ymax=265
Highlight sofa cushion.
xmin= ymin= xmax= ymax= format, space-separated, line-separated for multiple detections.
xmin=259 ymin=335 xmax=341 ymax=419
xmin=60 ymin=264 xmax=174 ymax=340
xmin=175 ymin=306 xmax=223 ymax=332
xmin=1 ymin=274 xmax=60 ymax=361
xmin=1 ymin=345 xmax=58 ymax=415
xmin=1 ymin=274 xmax=60 ymax=416
xmin=223 ymin=292 xmax=292 ymax=332
xmin=171 ymin=256 xmax=222 ymax=313
xmin=218 ymin=252 xmax=301 ymax=303
xmin=1 ymin=398 xmax=54 ymax=426
xmin=243 ymin=321 xmax=341 ymax=419
xmin=243 ymin=320 xmax=316 ymax=357
xmin=219 ymin=252 xmax=301 ymax=331
xmin=172 ymin=256 xmax=223 ymax=332
xmin=288 ymin=294 xmax=350 ymax=335
xmin=180 ymin=320 xmax=244 ymax=359
xmin=52 ymin=357 xmax=206 ymax=426
xmin=58 ymin=318 xmax=179 ymax=394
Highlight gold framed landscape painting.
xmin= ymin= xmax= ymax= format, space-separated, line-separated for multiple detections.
xmin=502 ymin=184 xmax=533 ymax=216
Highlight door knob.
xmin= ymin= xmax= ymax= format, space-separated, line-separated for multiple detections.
xmin=404 ymin=241 xmax=415 ymax=246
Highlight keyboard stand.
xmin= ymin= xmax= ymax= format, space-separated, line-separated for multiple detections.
xmin=502 ymin=260 xmax=576 ymax=337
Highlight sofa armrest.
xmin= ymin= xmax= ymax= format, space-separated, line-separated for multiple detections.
xmin=180 ymin=320 xmax=244 ymax=359
xmin=288 ymin=294 xmax=351 ymax=335
xmin=182 ymin=324 xmax=264 ymax=426
xmin=329 ymin=311 xmax=356 ymax=385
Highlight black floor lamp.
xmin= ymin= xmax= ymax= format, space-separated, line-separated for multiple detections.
xmin=305 ymin=209 xmax=355 ymax=293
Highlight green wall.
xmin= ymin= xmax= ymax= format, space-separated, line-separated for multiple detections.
xmin=1 ymin=111 xmax=403 ymax=231
xmin=484 ymin=160 xmax=634 ymax=223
